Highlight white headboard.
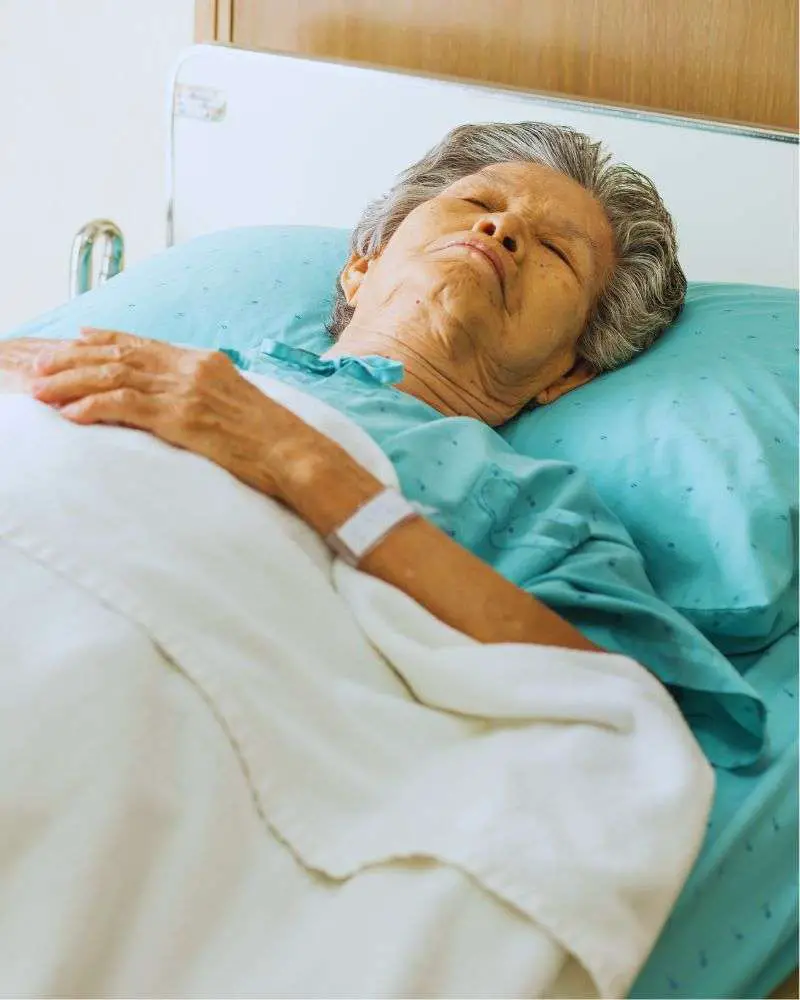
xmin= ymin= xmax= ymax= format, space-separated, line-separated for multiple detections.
xmin=168 ymin=44 xmax=798 ymax=289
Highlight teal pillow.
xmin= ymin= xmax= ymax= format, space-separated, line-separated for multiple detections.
xmin=502 ymin=284 xmax=798 ymax=655
xmin=6 ymin=225 xmax=348 ymax=354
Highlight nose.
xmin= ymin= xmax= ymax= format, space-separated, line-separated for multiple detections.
xmin=473 ymin=212 xmax=525 ymax=259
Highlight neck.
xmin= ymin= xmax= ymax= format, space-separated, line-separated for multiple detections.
xmin=324 ymin=325 xmax=514 ymax=424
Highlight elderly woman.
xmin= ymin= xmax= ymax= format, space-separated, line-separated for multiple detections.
xmin=0 ymin=122 xmax=685 ymax=660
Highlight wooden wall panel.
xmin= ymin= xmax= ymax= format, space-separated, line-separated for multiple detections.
xmin=230 ymin=0 xmax=798 ymax=129
xmin=194 ymin=0 xmax=217 ymax=42
xmin=216 ymin=0 xmax=234 ymax=43
xmin=196 ymin=0 xmax=234 ymax=43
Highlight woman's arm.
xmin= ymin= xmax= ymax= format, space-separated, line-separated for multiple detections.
xmin=271 ymin=432 xmax=602 ymax=653
xmin=28 ymin=328 xmax=599 ymax=654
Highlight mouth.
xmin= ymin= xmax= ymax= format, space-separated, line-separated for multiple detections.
xmin=444 ymin=239 xmax=506 ymax=293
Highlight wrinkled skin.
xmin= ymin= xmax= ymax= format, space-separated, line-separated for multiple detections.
xmin=327 ymin=160 xmax=615 ymax=424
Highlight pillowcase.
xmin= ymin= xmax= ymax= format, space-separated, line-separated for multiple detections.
xmin=502 ymin=284 xmax=798 ymax=655
xmin=6 ymin=227 xmax=795 ymax=658
xmin=6 ymin=225 xmax=347 ymax=354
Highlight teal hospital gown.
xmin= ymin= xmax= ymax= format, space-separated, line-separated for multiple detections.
xmin=223 ymin=339 xmax=766 ymax=770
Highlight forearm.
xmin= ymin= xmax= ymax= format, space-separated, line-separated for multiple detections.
xmin=272 ymin=433 xmax=601 ymax=653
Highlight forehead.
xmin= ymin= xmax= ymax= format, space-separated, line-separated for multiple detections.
xmin=451 ymin=160 xmax=609 ymax=228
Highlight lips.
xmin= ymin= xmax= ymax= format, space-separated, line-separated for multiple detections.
xmin=445 ymin=239 xmax=506 ymax=290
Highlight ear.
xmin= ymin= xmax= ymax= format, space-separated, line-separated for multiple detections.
xmin=533 ymin=358 xmax=596 ymax=406
xmin=339 ymin=251 xmax=374 ymax=306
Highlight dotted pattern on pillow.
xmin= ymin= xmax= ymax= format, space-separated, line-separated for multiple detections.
xmin=502 ymin=284 xmax=798 ymax=656
xmin=7 ymin=225 xmax=345 ymax=355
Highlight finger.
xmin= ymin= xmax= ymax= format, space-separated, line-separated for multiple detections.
xmin=78 ymin=328 xmax=144 ymax=347
xmin=32 ymin=364 xmax=155 ymax=405
xmin=35 ymin=344 xmax=153 ymax=376
xmin=78 ymin=328 xmax=184 ymax=369
xmin=59 ymin=387 xmax=159 ymax=428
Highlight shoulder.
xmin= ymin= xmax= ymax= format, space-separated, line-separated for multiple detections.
xmin=382 ymin=415 xmax=634 ymax=557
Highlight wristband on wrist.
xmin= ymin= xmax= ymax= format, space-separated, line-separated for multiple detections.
xmin=325 ymin=487 xmax=420 ymax=567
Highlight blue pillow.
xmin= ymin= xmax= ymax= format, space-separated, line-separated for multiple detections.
xmin=6 ymin=225 xmax=347 ymax=354
xmin=502 ymin=284 xmax=798 ymax=656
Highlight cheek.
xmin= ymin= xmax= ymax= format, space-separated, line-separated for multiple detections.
xmin=511 ymin=268 xmax=586 ymax=358
xmin=367 ymin=214 xmax=440 ymax=289
xmin=356 ymin=251 xmax=414 ymax=309
xmin=387 ymin=202 xmax=449 ymax=252
xmin=521 ymin=263 xmax=586 ymax=329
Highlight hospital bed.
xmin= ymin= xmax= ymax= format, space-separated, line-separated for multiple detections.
xmin=25 ymin=40 xmax=800 ymax=1000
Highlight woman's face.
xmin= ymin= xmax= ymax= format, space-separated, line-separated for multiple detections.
xmin=338 ymin=160 xmax=616 ymax=424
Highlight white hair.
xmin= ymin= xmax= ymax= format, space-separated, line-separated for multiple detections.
xmin=327 ymin=121 xmax=687 ymax=373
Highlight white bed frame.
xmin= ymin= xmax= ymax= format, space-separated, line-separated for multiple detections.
xmin=167 ymin=44 xmax=798 ymax=290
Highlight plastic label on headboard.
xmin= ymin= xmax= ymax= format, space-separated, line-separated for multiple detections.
xmin=174 ymin=84 xmax=227 ymax=123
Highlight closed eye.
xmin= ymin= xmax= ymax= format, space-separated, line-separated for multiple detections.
xmin=542 ymin=240 xmax=571 ymax=266
xmin=464 ymin=198 xmax=491 ymax=211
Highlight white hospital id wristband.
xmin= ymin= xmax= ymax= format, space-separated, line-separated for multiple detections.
xmin=325 ymin=488 xmax=420 ymax=566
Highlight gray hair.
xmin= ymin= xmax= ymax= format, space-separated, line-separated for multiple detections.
xmin=327 ymin=121 xmax=686 ymax=373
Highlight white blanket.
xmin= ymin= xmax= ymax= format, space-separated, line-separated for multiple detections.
xmin=0 ymin=378 xmax=713 ymax=998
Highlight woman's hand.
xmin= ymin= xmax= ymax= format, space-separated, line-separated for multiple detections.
xmin=30 ymin=328 xmax=314 ymax=499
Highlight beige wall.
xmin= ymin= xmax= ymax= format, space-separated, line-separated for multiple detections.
xmin=0 ymin=0 xmax=195 ymax=330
